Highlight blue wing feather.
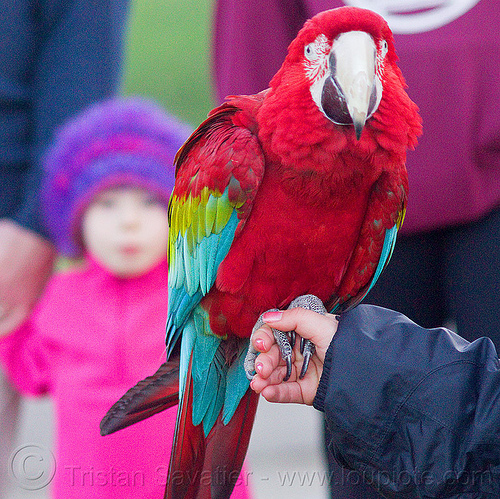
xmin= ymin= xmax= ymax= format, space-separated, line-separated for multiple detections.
xmin=223 ymin=344 xmax=251 ymax=425
xmin=166 ymin=208 xmax=239 ymax=357
xmin=365 ymin=223 xmax=398 ymax=296
xmin=330 ymin=223 xmax=399 ymax=314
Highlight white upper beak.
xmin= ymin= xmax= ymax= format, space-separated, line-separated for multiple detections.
xmin=332 ymin=31 xmax=377 ymax=138
xmin=317 ymin=30 xmax=382 ymax=139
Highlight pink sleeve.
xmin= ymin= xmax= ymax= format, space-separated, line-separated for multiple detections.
xmin=0 ymin=319 xmax=51 ymax=396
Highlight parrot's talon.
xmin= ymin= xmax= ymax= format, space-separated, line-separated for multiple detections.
xmin=245 ymin=296 xmax=326 ymax=381
xmin=245 ymin=308 xmax=281 ymax=380
xmin=300 ymin=353 xmax=311 ymax=379
xmin=288 ymin=294 xmax=327 ymax=315
xmin=244 ymin=345 xmax=259 ymax=380
xmin=287 ymin=294 xmax=326 ymax=378
xmin=299 ymin=340 xmax=315 ymax=379
xmin=272 ymin=328 xmax=293 ymax=379
xmin=284 ymin=355 xmax=292 ymax=382
xmin=246 ymin=309 xmax=296 ymax=381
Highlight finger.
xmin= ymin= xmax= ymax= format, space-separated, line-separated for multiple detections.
xmin=251 ymin=325 xmax=275 ymax=353
xmin=250 ymin=364 xmax=291 ymax=394
xmin=260 ymin=381 xmax=306 ymax=404
xmin=262 ymin=308 xmax=339 ymax=361
xmin=254 ymin=344 xmax=284 ymax=379
xmin=262 ymin=308 xmax=338 ymax=339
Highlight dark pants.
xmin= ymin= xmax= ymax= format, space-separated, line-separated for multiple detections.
xmin=326 ymin=207 xmax=500 ymax=498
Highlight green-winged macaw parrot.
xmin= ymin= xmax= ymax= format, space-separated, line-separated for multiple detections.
xmin=101 ymin=6 xmax=421 ymax=499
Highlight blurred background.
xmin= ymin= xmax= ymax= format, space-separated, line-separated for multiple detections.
xmin=122 ymin=0 xmax=215 ymax=126
xmin=5 ymin=1 xmax=329 ymax=497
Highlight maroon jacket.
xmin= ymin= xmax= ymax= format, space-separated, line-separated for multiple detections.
xmin=213 ymin=0 xmax=500 ymax=233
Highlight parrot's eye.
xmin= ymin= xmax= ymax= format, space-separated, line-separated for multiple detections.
xmin=304 ymin=43 xmax=317 ymax=61
xmin=379 ymin=40 xmax=388 ymax=59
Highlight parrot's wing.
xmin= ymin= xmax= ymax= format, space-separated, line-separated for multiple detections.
xmin=330 ymin=172 xmax=407 ymax=313
xmin=99 ymin=98 xmax=266 ymax=439
xmin=164 ymin=98 xmax=266 ymax=499
xmin=165 ymin=98 xmax=266 ymax=359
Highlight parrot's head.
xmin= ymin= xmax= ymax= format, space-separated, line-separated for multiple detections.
xmin=269 ymin=7 xmax=400 ymax=140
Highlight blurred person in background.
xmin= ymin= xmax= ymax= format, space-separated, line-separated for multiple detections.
xmin=0 ymin=0 xmax=130 ymax=492
xmin=2 ymin=98 xmax=169 ymax=497
xmin=213 ymin=1 xmax=500 ymax=497
xmin=0 ymin=97 xmax=253 ymax=498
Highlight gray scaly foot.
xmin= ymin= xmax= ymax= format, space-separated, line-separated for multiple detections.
xmin=288 ymin=294 xmax=326 ymax=379
xmin=244 ymin=295 xmax=326 ymax=381
xmin=245 ymin=308 xmax=295 ymax=381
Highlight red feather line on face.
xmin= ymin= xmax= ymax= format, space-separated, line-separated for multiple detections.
xmin=284 ymin=7 xmax=398 ymax=68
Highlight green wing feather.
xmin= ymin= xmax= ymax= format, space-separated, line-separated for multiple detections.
xmin=165 ymin=98 xmax=266 ymax=434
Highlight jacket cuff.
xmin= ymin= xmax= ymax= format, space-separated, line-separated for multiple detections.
xmin=313 ymin=315 xmax=344 ymax=412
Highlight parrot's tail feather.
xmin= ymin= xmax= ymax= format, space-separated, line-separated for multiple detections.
xmin=206 ymin=388 xmax=259 ymax=499
xmin=165 ymin=382 xmax=259 ymax=499
xmin=100 ymin=357 xmax=180 ymax=436
xmin=165 ymin=353 xmax=206 ymax=499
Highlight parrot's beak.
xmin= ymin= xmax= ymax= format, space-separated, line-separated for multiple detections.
xmin=321 ymin=31 xmax=380 ymax=140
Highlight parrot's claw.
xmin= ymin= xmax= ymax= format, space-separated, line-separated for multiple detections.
xmin=299 ymin=339 xmax=315 ymax=379
xmin=244 ymin=344 xmax=260 ymax=381
xmin=245 ymin=308 xmax=295 ymax=381
xmin=245 ymin=295 xmax=327 ymax=382
xmin=288 ymin=294 xmax=326 ymax=378
xmin=272 ymin=328 xmax=294 ymax=381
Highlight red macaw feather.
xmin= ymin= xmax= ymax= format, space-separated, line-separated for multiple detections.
xmin=165 ymin=354 xmax=205 ymax=499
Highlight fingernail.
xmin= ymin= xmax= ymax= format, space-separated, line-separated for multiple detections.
xmin=263 ymin=311 xmax=283 ymax=322
xmin=255 ymin=338 xmax=265 ymax=351
xmin=255 ymin=362 xmax=263 ymax=373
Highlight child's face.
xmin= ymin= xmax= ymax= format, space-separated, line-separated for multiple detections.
xmin=82 ymin=187 xmax=169 ymax=277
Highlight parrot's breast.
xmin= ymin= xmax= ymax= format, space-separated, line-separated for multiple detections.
xmin=204 ymin=167 xmax=373 ymax=338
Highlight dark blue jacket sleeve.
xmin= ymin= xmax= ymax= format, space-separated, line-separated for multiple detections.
xmin=313 ymin=305 xmax=500 ymax=498
xmin=0 ymin=0 xmax=129 ymax=237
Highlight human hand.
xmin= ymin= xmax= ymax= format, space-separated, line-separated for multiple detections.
xmin=0 ymin=219 xmax=56 ymax=335
xmin=249 ymin=308 xmax=339 ymax=405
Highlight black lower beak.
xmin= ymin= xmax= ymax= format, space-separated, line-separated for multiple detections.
xmin=321 ymin=76 xmax=352 ymax=126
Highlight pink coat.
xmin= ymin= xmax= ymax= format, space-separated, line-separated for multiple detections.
xmin=0 ymin=257 xmax=251 ymax=498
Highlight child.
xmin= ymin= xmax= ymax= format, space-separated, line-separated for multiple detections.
xmin=0 ymin=98 xmax=252 ymax=498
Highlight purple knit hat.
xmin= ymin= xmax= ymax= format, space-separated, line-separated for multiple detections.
xmin=42 ymin=97 xmax=192 ymax=257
